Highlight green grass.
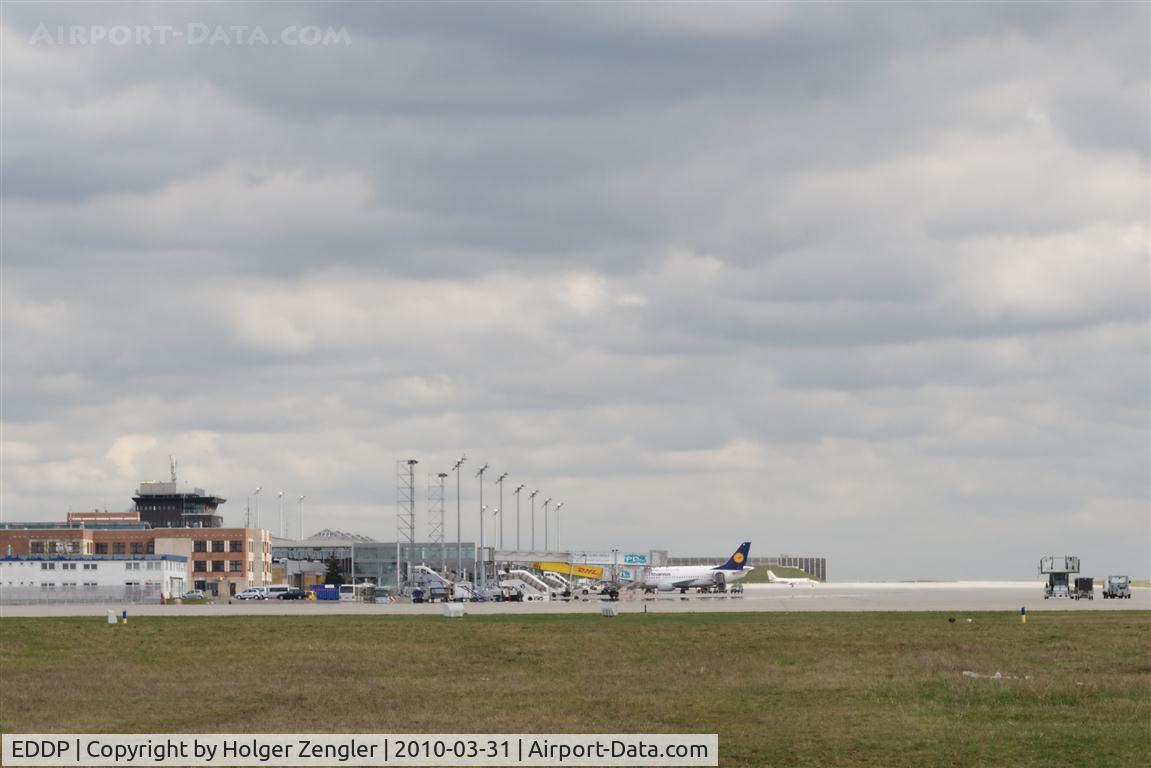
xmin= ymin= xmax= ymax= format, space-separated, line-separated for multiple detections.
xmin=1 ymin=612 xmax=1148 ymax=767
xmin=740 ymin=565 xmax=820 ymax=583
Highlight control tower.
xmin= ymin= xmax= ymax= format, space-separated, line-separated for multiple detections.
xmin=132 ymin=457 xmax=226 ymax=528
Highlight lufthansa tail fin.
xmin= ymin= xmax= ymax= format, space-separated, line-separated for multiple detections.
xmin=715 ymin=541 xmax=751 ymax=571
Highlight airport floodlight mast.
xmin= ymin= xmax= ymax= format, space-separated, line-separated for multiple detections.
xmin=452 ymin=455 xmax=466 ymax=579
xmin=277 ymin=491 xmax=284 ymax=538
xmin=513 ymin=484 xmax=526 ymax=550
xmin=297 ymin=496 xmax=305 ymax=539
xmin=397 ymin=459 xmax=418 ymax=593
xmin=253 ymin=487 xmax=262 ymax=531
xmin=529 ymin=490 xmax=539 ymax=550
xmin=495 ymin=472 xmax=508 ymax=549
xmin=554 ymin=502 xmax=564 ymax=550
xmin=430 ymin=472 xmax=448 ymax=571
xmin=475 ymin=463 xmax=489 ymax=589
xmin=543 ymin=498 xmax=552 ymax=551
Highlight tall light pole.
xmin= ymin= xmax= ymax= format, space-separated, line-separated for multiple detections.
xmin=277 ymin=491 xmax=284 ymax=538
xmin=475 ymin=463 xmax=489 ymax=589
xmin=529 ymin=490 xmax=539 ymax=550
xmin=437 ymin=472 xmax=448 ymax=572
xmin=252 ymin=487 xmax=262 ymax=586
xmin=495 ymin=472 xmax=508 ymax=550
xmin=452 ymin=456 xmax=466 ymax=580
xmin=513 ymin=484 xmax=525 ymax=551
xmin=542 ymin=498 xmax=552 ymax=551
xmin=555 ymin=502 xmax=565 ymax=551
xmin=297 ymin=496 xmax=305 ymax=540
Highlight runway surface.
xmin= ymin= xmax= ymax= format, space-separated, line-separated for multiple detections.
xmin=2 ymin=582 xmax=1148 ymax=618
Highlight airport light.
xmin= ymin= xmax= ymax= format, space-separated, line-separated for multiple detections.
xmin=495 ymin=472 xmax=508 ymax=551
xmin=297 ymin=495 xmax=305 ymax=540
xmin=277 ymin=491 xmax=284 ymax=538
xmin=475 ymin=463 xmax=489 ymax=589
xmin=529 ymin=490 xmax=539 ymax=551
xmin=513 ymin=484 xmax=525 ymax=551
xmin=542 ymin=498 xmax=552 ymax=551
xmin=554 ymin=502 xmax=565 ymax=550
xmin=253 ymin=487 xmax=262 ymax=531
xmin=452 ymin=456 xmax=466 ymax=580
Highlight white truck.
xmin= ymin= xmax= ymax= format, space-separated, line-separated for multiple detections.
xmin=1102 ymin=575 xmax=1131 ymax=599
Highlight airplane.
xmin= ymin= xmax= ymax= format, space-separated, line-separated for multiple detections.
xmin=642 ymin=542 xmax=753 ymax=594
xmin=766 ymin=569 xmax=817 ymax=587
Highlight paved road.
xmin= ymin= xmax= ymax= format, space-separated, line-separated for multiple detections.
xmin=2 ymin=582 xmax=1147 ymax=618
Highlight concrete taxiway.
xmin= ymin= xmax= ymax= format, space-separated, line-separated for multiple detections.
xmin=2 ymin=582 xmax=1147 ymax=618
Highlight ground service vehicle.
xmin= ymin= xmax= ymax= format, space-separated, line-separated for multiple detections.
xmin=1073 ymin=577 xmax=1094 ymax=600
xmin=1103 ymin=575 xmax=1131 ymax=599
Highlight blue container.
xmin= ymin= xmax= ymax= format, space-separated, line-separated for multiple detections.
xmin=310 ymin=585 xmax=340 ymax=601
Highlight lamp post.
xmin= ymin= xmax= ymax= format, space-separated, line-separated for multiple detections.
xmin=555 ymin=502 xmax=564 ymax=550
xmin=253 ymin=487 xmax=262 ymax=531
xmin=475 ymin=463 xmax=489 ymax=589
xmin=495 ymin=472 xmax=508 ymax=550
xmin=513 ymin=484 xmax=525 ymax=551
xmin=452 ymin=456 xmax=466 ymax=581
xmin=529 ymin=490 xmax=539 ymax=550
xmin=297 ymin=496 xmax=305 ymax=540
xmin=543 ymin=499 xmax=552 ymax=552
xmin=277 ymin=491 xmax=284 ymax=538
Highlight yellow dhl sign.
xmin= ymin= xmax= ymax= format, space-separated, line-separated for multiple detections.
xmin=533 ymin=562 xmax=604 ymax=579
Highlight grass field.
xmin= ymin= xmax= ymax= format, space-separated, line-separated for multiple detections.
xmin=739 ymin=565 xmax=819 ymax=583
xmin=2 ymin=612 xmax=1149 ymax=767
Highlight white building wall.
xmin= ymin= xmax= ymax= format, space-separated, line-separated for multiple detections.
xmin=0 ymin=556 xmax=187 ymax=603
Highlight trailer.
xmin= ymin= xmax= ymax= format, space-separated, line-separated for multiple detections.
xmin=1073 ymin=577 xmax=1094 ymax=600
xmin=1102 ymin=575 xmax=1131 ymax=599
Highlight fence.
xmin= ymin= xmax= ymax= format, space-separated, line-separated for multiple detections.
xmin=0 ymin=585 xmax=167 ymax=606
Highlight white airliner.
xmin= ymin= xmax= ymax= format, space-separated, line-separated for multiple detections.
xmin=642 ymin=542 xmax=753 ymax=593
xmin=766 ymin=569 xmax=818 ymax=587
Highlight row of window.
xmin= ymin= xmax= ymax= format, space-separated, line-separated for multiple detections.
xmin=28 ymin=541 xmax=83 ymax=554
xmin=192 ymin=560 xmax=250 ymax=573
xmin=192 ymin=540 xmax=245 ymax=553
xmin=93 ymin=542 xmax=155 ymax=555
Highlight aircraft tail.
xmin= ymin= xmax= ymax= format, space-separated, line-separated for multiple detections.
xmin=766 ymin=569 xmax=778 ymax=582
xmin=715 ymin=541 xmax=751 ymax=571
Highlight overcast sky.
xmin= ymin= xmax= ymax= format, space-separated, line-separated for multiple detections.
xmin=2 ymin=2 xmax=1147 ymax=580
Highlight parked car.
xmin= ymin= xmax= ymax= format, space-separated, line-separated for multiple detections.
xmin=235 ymin=587 xmax=266 ymax=600
xmin=182 ymin=589 xmax=205 ymax=600
xmin=277 ymin=589 xmax=309 ymax=600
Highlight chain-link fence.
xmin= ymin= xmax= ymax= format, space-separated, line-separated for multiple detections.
xmin=0 ymin=585 xmax=167 ymax=606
